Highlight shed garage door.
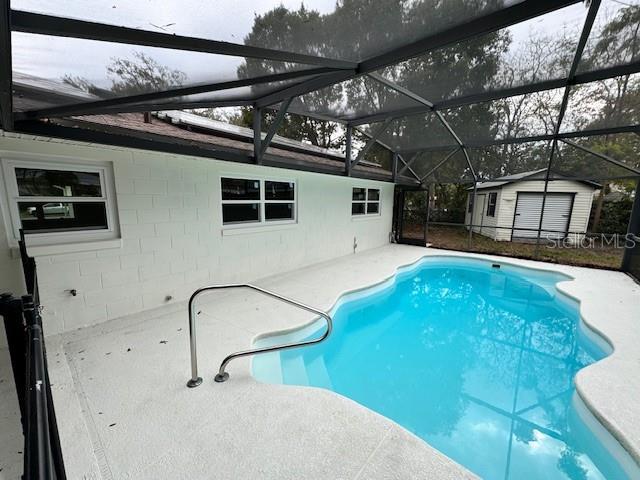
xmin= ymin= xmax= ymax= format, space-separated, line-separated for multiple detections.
xmin=512 ymin=193 xmax=572 ymax=239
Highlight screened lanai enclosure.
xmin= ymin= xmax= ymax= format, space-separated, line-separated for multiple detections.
xmin=1 ymin=1 xmax=640 ymax=479
xmin=2 ymin=0 xmax=639 ymax=276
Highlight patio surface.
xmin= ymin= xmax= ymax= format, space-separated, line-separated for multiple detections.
xmin=2 ymin=244 xmax=640 ymax=479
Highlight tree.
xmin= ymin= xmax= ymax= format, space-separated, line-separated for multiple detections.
xmin=562 ymin=4 xmax=640 ymax=145
xmin=559 ymin=3 xmax=640 ymax=231
xmin=107 ymin=52 xmax=186 ymax=95
xmin=222 ymin=0 xmax=508 ymax=165
xmin=60 ymin=75 xmax=106 ymax=97
xmin=63 ymin=52 xmax=186 ymax=97
xmin=460 ymin=28 xmax=577 ymax=180
xmin=227 ymin=108 xmax=344 ymax=151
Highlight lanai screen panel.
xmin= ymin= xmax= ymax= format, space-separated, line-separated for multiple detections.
xmin=442 ymin=90 xmax=564 ymax=146
xmin=467 ymin=141 xmax=552 ymax=181
xmin=288 ymin=76 xmax=424 ymax=122
xmin=10 ymin=32 xmax=318 ymax=111
xmin=560 ymin=73 xmax=640 ymax=133
xmin=279 ymin=2 xmax=600 ymax=124
xmin=4 ymin=0 xmax=640 ymax=181
xmin=577 ymin=0 xmax=640 ymax=74
xmin=411 ymin=149 xmax=475 ymax=183
xmin=91 ymin=75 xmax=329 ymax=112
xmin=369 ymin=112 xmax=458 ymax=153
xmin=12 ymin=0 xmax=525 ymax=63
xmin=552 ymin=136 xmax=640 ymax=181
xmin=273 ymin=1 xmax=640 ymax=149
xmin=373 ymin=3 xmax=588 ymax=106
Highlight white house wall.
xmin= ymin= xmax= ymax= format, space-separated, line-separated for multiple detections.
xmin=0 ymin=211 xmax=22 ymax=294
xmin=0 ymin=132 xmax=393 ymax=336
xmin=0 ymin=205 xmax=23 ymax=349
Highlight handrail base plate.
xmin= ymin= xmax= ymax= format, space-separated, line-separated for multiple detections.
xmin=214 ymin=372 xmax=229 ymax=383
xmin=187 ymin=377 xmax=203 ymax=388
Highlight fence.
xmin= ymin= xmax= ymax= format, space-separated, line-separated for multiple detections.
xmin=621 ymin=181 xmax=640 ymax=281
xmin=394 ymin=181 xmax=640 ymax=275
xmin=0 ymin=230 xmax=66 ymax=479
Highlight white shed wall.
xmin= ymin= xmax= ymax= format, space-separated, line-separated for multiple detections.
xmin=465 ymin=180 xmax=595 ymax=241
xmin=464 ymin=189 xmax=501 ymax=240
xmin=497 ymin=181 xmax=595 ymax=240
xmin=0 ymin=133 xmax=393 ymax=336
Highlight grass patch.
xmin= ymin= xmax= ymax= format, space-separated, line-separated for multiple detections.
xmin=425 ymin=225 xmax=623 ymax=270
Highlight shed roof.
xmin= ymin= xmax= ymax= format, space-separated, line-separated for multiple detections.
xmin=470 ymin=169 xmax=601 ymax=191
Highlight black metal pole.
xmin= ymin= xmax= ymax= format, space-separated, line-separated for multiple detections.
xmin=621 ymin=179 xmax=640 ymax=273
xmin=6 ymin=232 xmax=67 ymax=480
xmin=391 ymin=153 xmax=398 ymax=183
xmin=398 ymin=189 xmax=406 ymax=243
xmin=253 ymin=106 xmax=262 ymax=165
xmin=424 ymin=185 xmax=431 ymax=244
xmin=0 ymin=0 xmax=13 ymax=131
xmin=468 ymin=181 xmax=478 ymax=250
xmin=534 ymin=143 xmax=555 ymax=258
xmin=345 ymin=125 xmax=353 ymax=176
xmin=23 ymin=295 xmax=55 ymax=480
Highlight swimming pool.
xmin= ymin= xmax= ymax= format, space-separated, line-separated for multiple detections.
xmin=253 ymin=257 xmax=637 ymax=480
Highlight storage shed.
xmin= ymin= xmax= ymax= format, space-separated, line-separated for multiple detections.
xmin=465 ymin=169 xmax=599 ymax=241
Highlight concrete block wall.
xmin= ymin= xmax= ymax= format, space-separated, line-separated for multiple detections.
xmin=0 ymin=213 xmax=22 ymax=296
xmin=0 ymin=133 xmax=393 ymax=336
xmin=0 ymin=208 xmax=23 ymax=349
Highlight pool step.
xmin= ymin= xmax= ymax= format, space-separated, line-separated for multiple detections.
xmin=305 ymin=355 xmax=333 ymax=390
xmin=281 ymin=354 xmax=309 ymax=386
xmin=252 ymin=351 xmax=283 ymax=384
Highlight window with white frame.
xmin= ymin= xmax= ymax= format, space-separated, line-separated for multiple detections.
xmin=1 ymin=159 xmax=117 ymax=244
xmin=352 ymin=187 xmax=380 ymax=216
xmin=220 ymin=177 xmax=296 ymax=226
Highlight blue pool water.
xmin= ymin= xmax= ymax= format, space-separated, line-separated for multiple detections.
xmin=253 ymin=257 xmax=635 ymax=480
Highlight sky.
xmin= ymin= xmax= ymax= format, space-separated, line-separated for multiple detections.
xmin=9 ymin=1 xmax=627 ymax=95
xmin=11 ymin=0 xmax=338 ymax=86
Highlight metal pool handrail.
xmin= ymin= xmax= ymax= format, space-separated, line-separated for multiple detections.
xmin=186 ymin=284 xmax=333 ymax=387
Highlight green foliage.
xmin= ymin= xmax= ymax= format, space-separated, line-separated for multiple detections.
xmin=352 ymin=129 xmax=392 ymax=167
xmin=595 ymin=197 xmax=634 ymax=234
xmin=224 ymin=107 xmax=344 ymax=150
xmin=231 ymin=0 xmax=512 ymax=159
xmin=558 ymin=4 xmax=640 ymax=184
xmin=429 ymin=184 xmax=470 ymax=223
xmin=583 ymin=5 xmax=640 ymax=72
xmin=234 ymin=4 xmax=346 ymax=150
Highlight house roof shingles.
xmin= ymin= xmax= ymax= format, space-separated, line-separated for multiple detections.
xmin=46 ymin=112 xmax=393 ymax=180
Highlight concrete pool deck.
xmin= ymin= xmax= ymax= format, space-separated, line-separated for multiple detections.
xmin=2 ymin=244 xmax=640 ymax=479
